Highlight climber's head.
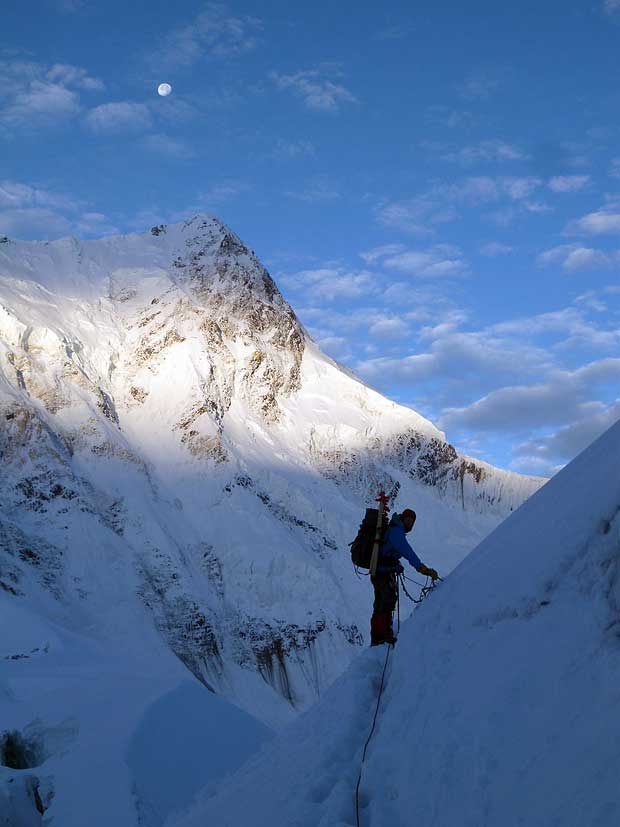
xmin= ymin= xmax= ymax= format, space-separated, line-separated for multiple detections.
xmin=400 ymin=508 xmax=417 ymax=533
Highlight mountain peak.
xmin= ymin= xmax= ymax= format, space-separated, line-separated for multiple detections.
xmin=0 ymin=213 xmax=284 ymax=311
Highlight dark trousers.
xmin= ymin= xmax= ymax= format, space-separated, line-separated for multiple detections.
xmin=371 ymin=572 xmax=398 ymax=615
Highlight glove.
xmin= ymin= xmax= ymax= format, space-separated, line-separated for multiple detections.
xmin=417 ymin=564 xmax=439 ymax=581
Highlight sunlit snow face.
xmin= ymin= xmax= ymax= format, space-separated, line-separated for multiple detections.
xmin=157 ymin=83 xmax=172 ymax=97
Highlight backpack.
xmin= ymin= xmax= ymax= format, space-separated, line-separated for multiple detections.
xmin=350 ymin=508 xmax=388 ymax=569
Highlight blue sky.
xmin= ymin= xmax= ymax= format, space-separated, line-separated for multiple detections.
xmin=2 ymin=0 xmax=619 ymax=477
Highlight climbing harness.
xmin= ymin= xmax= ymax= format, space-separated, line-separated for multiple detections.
xmin=354 ymin=643 xmax=392 ymax=827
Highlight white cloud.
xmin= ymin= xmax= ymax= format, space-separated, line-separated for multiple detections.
xmin=360 ymin=244 xmax=407 ymax=264
xmin=143 ymin=133 xmax=195 ymax=159
xmin=74 ymin=212 xmax=118 ymax=236
xmin=280 ymin=266 xmax=377 ymax=301
xmin=548 ymin=175 xmax=590 ymax=192
xmin=295 ymin=304 xmax=442 ymax=344
xmin=441 ymin=383 xmax=578 ymax=431
xmin=514 ymin=401 xmax=620 ymax=469
xmin=360 ymin=301 xmax=617 ymax=379
xmin=46 ymin=64 xmax=104 ymax=91
xmin=356 ymin=352 xmax=437 ymax=384
xmin=439 ymin=175 xmax=540 ymax=204
xmin=200 ymin=182 xmax=250 ymax=204
xmin=479 ymin=241 xmax=513 ymax=256
xmin=0 ymin=208 xmax=72 ymax=239
xmin=573 ymin=290 xmax=609 ymax=313
xmin=523 ymin=200 xmax=553 ymax=214
xmin=286 ymin=178 xmax=341 ymax=202
xmin=603 ymin=0 xmax=620 ymax=14
xmin=367 ymin=242 xmax=467 ymax=279
xmin=377 ymin=176 xmax=544 ymax=235
xmin=562 ymin=248 xmax=613 ymax=272
xmin=153 ymin=97 xmax=201 ymax=125
xmin=489 ymin=307 xmax=586 ymax=338
xmin=451 ymin=177 xmax=500 ymax=203
xmin=0 ymin=59 xmax=103 ymax=132
xmin=155 ymin=4 xmax=262 ymax=69
xmin=382 ymin=246 xmax=468 ymax=278
xmin=418 ymin=311 xmax=469 ymax=341
xmin=501 ymin=176 xmax=542 ymax=200
xmin=381 ymin=281 xmax=431 ymax=306
xmin=2 ymin=81 xmax=80 ymax=127
xmin=369 ymin=317 xmax=410 ymax=339
xmin=439 ymin=358 xmax=620 ymax=432
xmin=0 ymin=180 xmax=114 ymax=240
xmin=485 ymin=206 xmax=517 ymax=226
xmin=442 ymin=140 xmax=529 ymax=165
xmin=457 ymin=72 xmax=500 ymax=100
xmin=356 ymin=330 xmax=553 ymax=388
xmin=375 ymin=24 xmax=416 ymax=40
xmin=568 ymin=203 xmax=620 ymax=235
xmin=537 ymin=244 xmax=615 ymax=272
xmin=85 ymin=102 xmax=153 ymax=133
xmin=124 ymin=208 xmax=169 ymax=231
xmin=0 ymin=181 xmax=82 ymax=212
xmin=271 ymin=68 xmax=358 ymax=112
xmin=425 ymin=105 xmax=475 ymax=129
xmin=377 ymin=202 xmax=437 ymax=235
xmin=376 ymin=195 xmax=458 ymax=235
xmin=272 ymin=138 xmax=316 ymax=159
xmin=610 ymin=159 xmax=620 ymax=179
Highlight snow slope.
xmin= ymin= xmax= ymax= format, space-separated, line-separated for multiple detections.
xmin=174 ymin=417 xmax=620 ymax=827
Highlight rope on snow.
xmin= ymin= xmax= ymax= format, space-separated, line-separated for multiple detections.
xmin=353 ymin=573 xmax=439 ymax=825
xmin=354 ymin=643 xmax=392 ymax=827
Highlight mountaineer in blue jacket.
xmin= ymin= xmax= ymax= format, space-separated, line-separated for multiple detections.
xmin=371 ymin=508 xmax=439 ymax=646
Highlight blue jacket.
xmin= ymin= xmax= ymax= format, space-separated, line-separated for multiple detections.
xmin=377 ymin=513 xmax=424 ymax=573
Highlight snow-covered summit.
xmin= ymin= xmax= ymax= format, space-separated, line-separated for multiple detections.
xmin=0 ymin=215 xmax=278 ymax=302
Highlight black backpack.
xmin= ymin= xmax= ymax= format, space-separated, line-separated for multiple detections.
xmin=350 ymin=508 xmax=388 ymax=569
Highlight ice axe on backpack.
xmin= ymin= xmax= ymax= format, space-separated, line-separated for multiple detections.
xmin=369 ymin=491 xmax=390 ymax=577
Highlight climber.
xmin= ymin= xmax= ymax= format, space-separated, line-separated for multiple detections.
xmin=371 ymin=508 xmax=439 ymax=646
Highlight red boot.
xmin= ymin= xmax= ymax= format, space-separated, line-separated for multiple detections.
xmin=370 ymin=612 xmax=389 ymax=646
xmin=384 ymin=617 xmax=397 ymax=646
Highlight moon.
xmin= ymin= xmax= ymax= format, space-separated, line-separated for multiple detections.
xmin=157 ymin=83 xmax=172 ymax=97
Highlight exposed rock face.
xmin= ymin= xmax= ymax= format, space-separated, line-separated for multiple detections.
xmin=0 ymin=214 xmax=545 ymax=727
